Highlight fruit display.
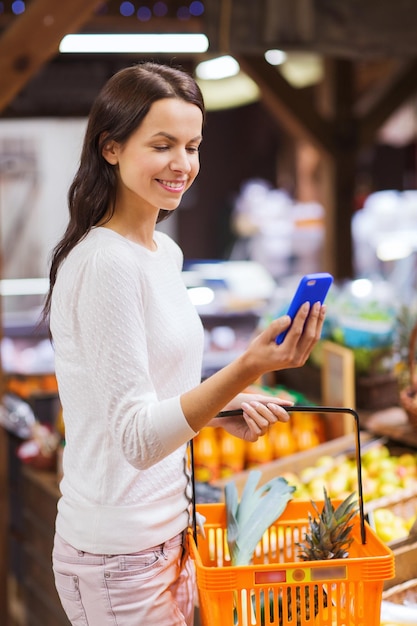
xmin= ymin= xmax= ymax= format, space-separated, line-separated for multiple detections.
xmin=6 ymin=372 xmax=58 ymax=399
xmin=193 ymin=384 xmax=328 ymax=481
xmin=278 ymin=442 xmax=417 ymax=545
xmin=193 ymin=410 xmax=326 ymax=482
xmin=194 ymin=400 xmax=417 ymax=546
xmin=370 ymin=507 xmax=414 ymax=545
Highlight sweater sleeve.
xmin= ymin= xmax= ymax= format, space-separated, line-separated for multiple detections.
xmin=55 ymin=240 xmax=197 ymax=470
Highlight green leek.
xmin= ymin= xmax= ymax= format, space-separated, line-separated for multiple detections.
xmin=225 ymin=469 xmax=295 ymax=566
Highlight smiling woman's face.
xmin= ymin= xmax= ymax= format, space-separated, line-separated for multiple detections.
xmin=102 ymin=97 xmax=203 ymax=213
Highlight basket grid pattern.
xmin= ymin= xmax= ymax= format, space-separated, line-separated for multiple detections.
xmin=191 ymin=502 xmax=395 ymax=626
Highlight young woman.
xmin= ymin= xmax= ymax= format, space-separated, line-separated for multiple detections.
xmin=43 ymin=62 xmax=326 ymax=626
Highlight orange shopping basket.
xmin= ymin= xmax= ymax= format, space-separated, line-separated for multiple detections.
xmin=189 ymin=406 xmax=395 ymax=626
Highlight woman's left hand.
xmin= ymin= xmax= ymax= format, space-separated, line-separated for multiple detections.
xmin=208 ymin=392 xmax=293 ymax=442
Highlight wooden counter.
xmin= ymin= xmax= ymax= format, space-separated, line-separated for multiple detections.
xmin=20 ymin=466 xmax=70 ymax=626
xmin=1 ymin=424 xmax=69 ymax=626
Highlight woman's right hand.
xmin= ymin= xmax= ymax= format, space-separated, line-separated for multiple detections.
xmin=181 ymin=301 xmax=326 ymax=434
xmin=241 ymin=301 xmax=326 ymax=378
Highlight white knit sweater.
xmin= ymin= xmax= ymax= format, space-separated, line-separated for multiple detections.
xmin=50 ymin=227 xmax=204 ymax=554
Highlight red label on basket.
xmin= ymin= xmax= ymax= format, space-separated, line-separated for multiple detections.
xmin=254 ymin=570 xmax=287 ymax=584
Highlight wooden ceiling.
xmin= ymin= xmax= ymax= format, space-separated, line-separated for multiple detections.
xmin=0 ymin=0 xmax=103 ymax=113
xmin=1 ymin=0 xmax=417 ymax=117
xmin=0 ymin=0 xmax=204 ymax=115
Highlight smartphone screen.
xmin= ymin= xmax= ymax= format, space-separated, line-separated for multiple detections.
xmin=275 ymin=272 xmax=333 ymax=344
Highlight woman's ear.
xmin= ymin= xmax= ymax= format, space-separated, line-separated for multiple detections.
xmin=102 ymin=139 xmax=119 ymax=165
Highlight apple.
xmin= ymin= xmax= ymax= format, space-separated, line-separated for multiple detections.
xmin=299 ymin=466 xmax=318 ymax=484
xmin=361 ymin=476 xmax=379 ymax=501
xmin=378 ymin=469 xmax=402 ymax=488
xmin=397 ymin=452 xmax=417 ymax=469
xmin=327 ymin=470 xmax=351 ymax=498
xmin=372 ymin=508 xmax=399 ymax=543
xmin=315 ymin=455 xmax=335 ymax=470
xmin=293 ymin=484 xmax=310 ymax=499
xmin=365 ymin=459 xmax=384 ymax=478
xmin=401 ymin=475 xmax=417 ymax=490
xmin=362 ymin=444 xmax=390 ymax=467
xmin=377 ymin=482 xmax=399 ymax=498
xmin=308 ymin=478 xmax=328 ymax=501
xmin=281 ymin=471 xmax=301 ymax=484
xmin=280 ymin=471 xmax=304 ymax=493
xmin=390 ymin=517 xmax=409 ymax=541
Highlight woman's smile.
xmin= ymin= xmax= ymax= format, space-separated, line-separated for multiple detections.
xmin=156 ymin=178 xmax=188 ymax=192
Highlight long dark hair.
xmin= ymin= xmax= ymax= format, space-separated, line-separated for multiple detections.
xmin=43 ymin=62 xmax=205 ymax=318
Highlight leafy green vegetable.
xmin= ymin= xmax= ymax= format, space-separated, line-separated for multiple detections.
xmin=225 ymin=469 xmax=295 ymax=566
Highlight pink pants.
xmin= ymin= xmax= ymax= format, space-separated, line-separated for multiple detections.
xmin=52 ymin=531 xmax=196 ymax=626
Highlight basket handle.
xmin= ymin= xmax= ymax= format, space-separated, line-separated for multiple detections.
xmin=286 ymin=406 xmax=366 ymax=544
xmin=190 ymin=406 xmax=366 ymax=546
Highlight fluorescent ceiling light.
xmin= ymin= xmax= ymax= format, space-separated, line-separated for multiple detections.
xmin=264 ymin=49 xmax=287 ymax=66
xmin=0 ymin=278 xmax=49 ymax=296
xmin=278 ymin=52 xmax=323 ymax=88
xmin=197 ymin=72 xmax=259 ymax=110
xmin=196 ymin=55 xmax=239 ymax=80
xmin=59 ymin=33 xmax=209 ymax=54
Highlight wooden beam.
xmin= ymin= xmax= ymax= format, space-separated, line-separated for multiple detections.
xmin=0 ymin=0 xmax=105 ymax=114
xmin=317 ymin=59 xmax=357 ymax=279
xmin=238 ymin=54 xmax=357 ymax=280
xmin=237 ymin=54 xmax=336 ymax=156
xmin=356 ymin=58 xmax=417 ymax=147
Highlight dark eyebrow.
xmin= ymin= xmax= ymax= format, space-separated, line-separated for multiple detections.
xmin=151 ymin=131 xmax=203 ymax=142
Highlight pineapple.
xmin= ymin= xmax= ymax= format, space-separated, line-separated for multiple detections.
xmin=297 ymin=488 xmax=359 ymax=561
xmin=285 ymin=488 xmax=359 ymax=625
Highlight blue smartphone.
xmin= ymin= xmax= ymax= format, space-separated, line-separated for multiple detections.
xmin=275 ymin=272 xmax=333 ymax=344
